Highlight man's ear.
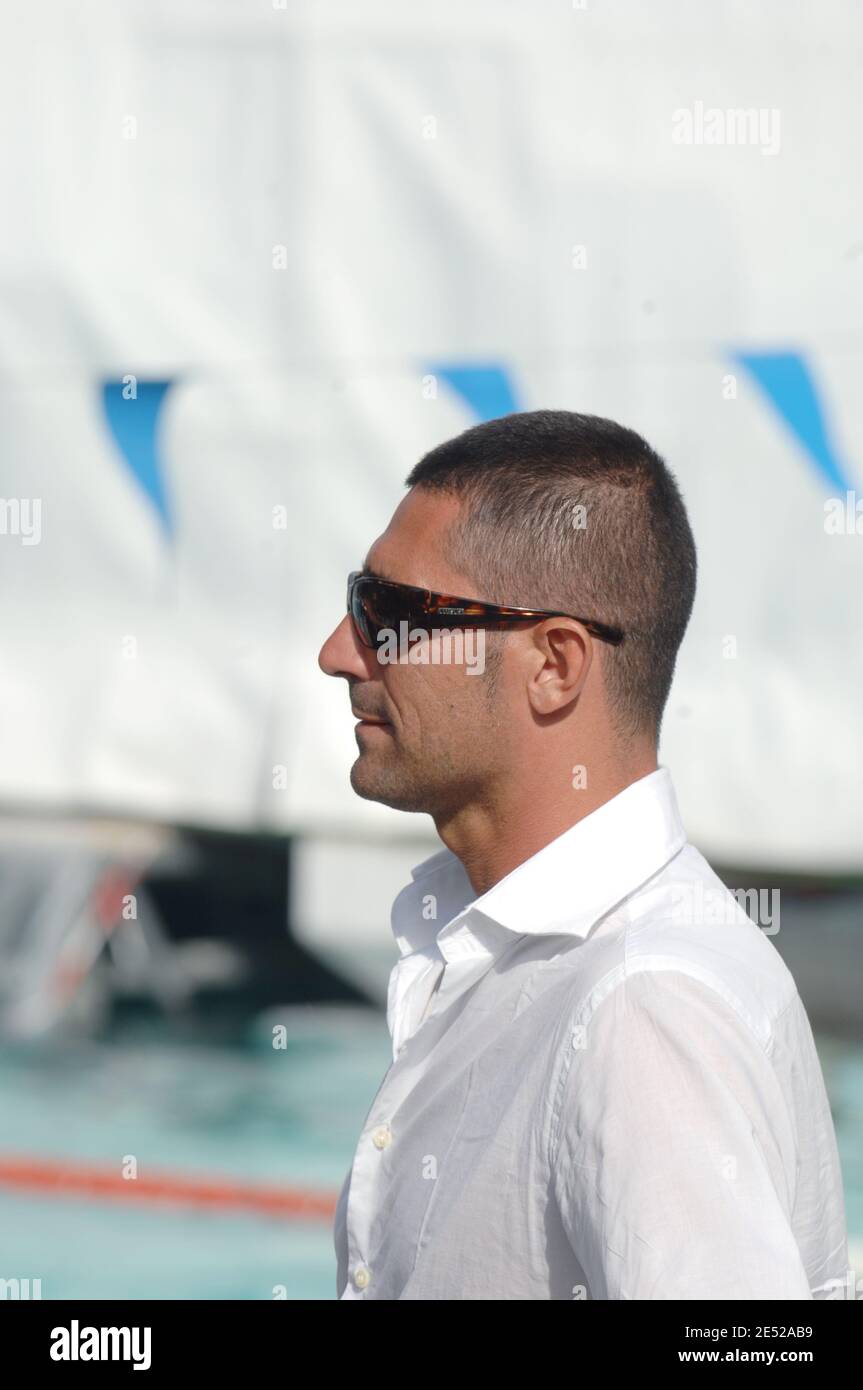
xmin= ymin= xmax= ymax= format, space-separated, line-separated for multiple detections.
xmin=526 ymin=621 xmax=592 ymax=716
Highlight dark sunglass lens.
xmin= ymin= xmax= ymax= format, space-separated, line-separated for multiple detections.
xmin=350 ymin=578 xmax=397 ymax=646
xmin=347 ymin=575 xmax=370 ymax=645
xmin=350 ymin=595 xmax=368 ymax=643
xmin=353 ymin=594 xmax=375 ymax=646
xmin=361 ymin=580 xmax=399 ymax=638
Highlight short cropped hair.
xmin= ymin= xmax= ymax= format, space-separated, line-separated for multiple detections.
xmin=404 ymin=409 xmax=697 ymax=741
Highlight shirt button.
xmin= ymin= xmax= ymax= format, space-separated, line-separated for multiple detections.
xmin=353 ymin=1265 xmax=371 ymax=1290
xmin=371 ymin=1124 xmax=393 ymax=1149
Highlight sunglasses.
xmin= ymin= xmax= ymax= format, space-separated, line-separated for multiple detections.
xmin=347 ymin=570 xmax=624 ymax=648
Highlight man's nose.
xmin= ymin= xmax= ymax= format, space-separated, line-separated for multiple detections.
xmin=318 ymin=613 xmax=374 ymax=679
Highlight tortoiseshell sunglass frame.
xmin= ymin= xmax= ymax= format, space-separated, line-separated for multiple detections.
xmin=347 ymin=571 xmax=624 ymax=648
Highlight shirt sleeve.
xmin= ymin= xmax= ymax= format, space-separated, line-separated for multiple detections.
xmin=551 ymin=967 xmax=814 ymax=1300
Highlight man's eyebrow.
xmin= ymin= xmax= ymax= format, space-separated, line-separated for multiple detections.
xmin=360 ymin=560 xmax=398 ymax=582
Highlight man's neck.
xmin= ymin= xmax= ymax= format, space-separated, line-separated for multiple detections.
xmin=434 ymin=752 xmax=659 ymax=898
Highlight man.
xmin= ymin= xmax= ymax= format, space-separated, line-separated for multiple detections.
xmin=317 ymin=409 xmax=849 ymax=1300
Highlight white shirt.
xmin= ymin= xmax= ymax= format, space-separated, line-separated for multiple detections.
xmin=334 ymin=767 xmax=850 ymax=1300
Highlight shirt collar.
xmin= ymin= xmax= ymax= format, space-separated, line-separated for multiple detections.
xmin=390 ymin=766 xmax=688 ymax=960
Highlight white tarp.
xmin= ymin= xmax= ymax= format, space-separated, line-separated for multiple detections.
xmin=0 ymin=0 xmax=861 ymax=870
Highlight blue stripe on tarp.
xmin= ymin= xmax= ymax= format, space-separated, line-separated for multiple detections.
xmin=102 ymin=380 xmax=173 ymax=534
xmin=733 ymin=350 xmax=853 ymax=493
xmin=429 ymin=363 xmax=519 ymax=421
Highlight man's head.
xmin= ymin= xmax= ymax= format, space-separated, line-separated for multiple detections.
xmin=318 ymin=409 xmax=696 ymax=826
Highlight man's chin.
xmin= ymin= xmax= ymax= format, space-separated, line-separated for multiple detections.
xmin=349 ymin=757 xmax=427 ymax=812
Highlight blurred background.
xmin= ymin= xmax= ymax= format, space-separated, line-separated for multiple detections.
xmin=0 ymin=0 xmax=860 ymax=1299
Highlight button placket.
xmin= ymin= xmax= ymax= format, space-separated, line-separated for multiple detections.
xmin=371 ymin=1123 xmax=393 ymax=1149
xmin=344 ymin=1063 xmax=418 ymax=1292
xmin=344 ymin=919 xmax=503 ymax=1296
